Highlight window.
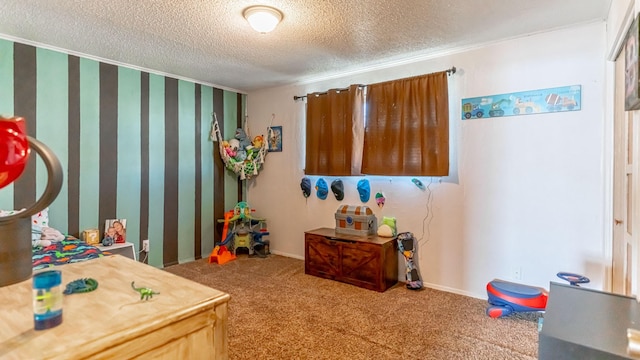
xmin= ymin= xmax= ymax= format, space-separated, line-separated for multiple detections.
xmin=304 ymin=71 xmax=449 ymax=176
xmin=305 ymin=85 xmax=363 ymax=175
xmin=362 ymin=71 xmax=449 ymax=176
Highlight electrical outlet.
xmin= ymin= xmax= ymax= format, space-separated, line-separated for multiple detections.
xmin=142 ymin=239 xmax=150 ymax=252
xmin=513 ymin=266 xmax=522 ymax=280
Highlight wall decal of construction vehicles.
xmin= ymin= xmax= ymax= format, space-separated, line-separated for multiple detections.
xmin=461 ymin=85 xmax=581 ymax=120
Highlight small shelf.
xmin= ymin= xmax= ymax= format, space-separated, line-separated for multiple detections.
xmin=96 ymin=242 xmax=136 ymax=261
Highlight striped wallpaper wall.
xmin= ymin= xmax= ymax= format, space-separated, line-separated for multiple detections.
xmin=0 ymin=39 xmax=243 ymax=268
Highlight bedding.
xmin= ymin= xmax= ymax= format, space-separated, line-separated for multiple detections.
xmin=32 ymin=238 xmax=107 ymax=271
xmin=1 ymin=207 xmax=108 ymax=270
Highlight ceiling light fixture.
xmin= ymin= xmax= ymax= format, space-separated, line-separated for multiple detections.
xmin=243 ymin=5 xmax=283 ymax=34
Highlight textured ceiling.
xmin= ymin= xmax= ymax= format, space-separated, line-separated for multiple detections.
xmin=0 ymin=0 xmax=611 ymax=92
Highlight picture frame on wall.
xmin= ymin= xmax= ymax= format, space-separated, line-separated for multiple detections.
xmin=268 ymin=126 xmax=282 ymax=152
xmin=625 ymin=14 xmax=640 ymax=110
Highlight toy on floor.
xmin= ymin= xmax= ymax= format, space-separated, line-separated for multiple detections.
xmin=485 ymin=272 xmax=590 ymax=318
xmin=250 ymin=229 xmax=270 ymax=258
xmin=209 ymin=245 xmax=236 ymax=264
xmin=209 ymin=210 xmax=238 ymax=264
xmin=209 ymin=201 xmax=270 ymax=261
xmin=397 ymin=232 xmax=423 ymax=290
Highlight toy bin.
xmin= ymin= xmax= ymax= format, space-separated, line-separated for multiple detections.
xmin=334 ymin=205 xmax=377 ymax=236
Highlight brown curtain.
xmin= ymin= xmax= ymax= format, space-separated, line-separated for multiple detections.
xmin=305 ymin=85 xmax=359 ymax=175
xmin=362 ymin=71 xmax=449 ymax=176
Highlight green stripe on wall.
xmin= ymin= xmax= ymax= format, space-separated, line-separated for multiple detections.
xmin=36 ymin=47 xmax=69 ymax=228
xmin=223 ymin=90 xmax=238 ymax=212
xmin=178 ymin=80 xmax=196 ymax=263
xmin=78 ymin=58 xmax=101 ymax=233
xmin=117 ymin=67 xmax=142 ymax=250
xmin=194 ymin=84 xmax=202 ymax=260
xmin=200 ymin=86 xmax=215 ymax=258
xmin=148 ymin=73 xmax=165 ymax=267
xmin=0 ymin=38 xmax=14 ymax=208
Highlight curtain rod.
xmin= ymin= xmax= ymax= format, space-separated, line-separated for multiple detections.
xmin=293 ymin=66 xmax=456 ymax=101
xmin=293 ymin=84 xmax=365 ymax=101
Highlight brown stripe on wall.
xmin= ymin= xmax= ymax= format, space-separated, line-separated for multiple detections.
xmin=236 ymin=93 xmax=243 ymax=202
xmin=194 ymin=84 xmax=202 ymax=259
xmin=98 ymin=62 xmax=118 ymax=229
xmin=13 ymin=43 xmax=37 ymax=209
xmin=163 ymin=77 xmax=179 ymax=267
xmin=67 ymin=55 xmax=80 ymax=237
xmin=213 ymin=88 xmax=224 ymax=246
xmin=139 ymin=72 xmax=150 ymax=254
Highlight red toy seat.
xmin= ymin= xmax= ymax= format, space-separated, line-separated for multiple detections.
xmin=486 ymin=279 xmax=548 ymax=318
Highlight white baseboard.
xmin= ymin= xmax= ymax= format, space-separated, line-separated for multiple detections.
xmin=270 ymin=250 xmax=304 ymax=260
xmin=260 ymin=252 xmax=487 ymax=300
xmin=421 ymin=281 xmax=485 ymax=300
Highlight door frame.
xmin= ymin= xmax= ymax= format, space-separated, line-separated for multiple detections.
xmin=609 ymin=3 xmax=638 ymax=295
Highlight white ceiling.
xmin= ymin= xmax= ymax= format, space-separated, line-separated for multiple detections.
xmin=0 ymin=0 xmax=612 ymax=93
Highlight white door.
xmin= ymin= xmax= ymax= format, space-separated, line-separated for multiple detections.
xmin=612 ymin=47 xmax=637 ymax=295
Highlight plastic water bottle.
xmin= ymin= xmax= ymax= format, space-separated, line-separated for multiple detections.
xmin=33 ymin=270 xmax=63 ymax=330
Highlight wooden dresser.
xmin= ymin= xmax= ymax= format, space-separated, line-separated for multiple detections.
xmin=0 ymin=255 xmax=229 ymax=359
xmin=305 ymin=227 xmax=398 ymax=292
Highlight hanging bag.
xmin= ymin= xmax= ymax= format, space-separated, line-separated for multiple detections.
xmin=210 ymin=112 xmax=274 ymax=180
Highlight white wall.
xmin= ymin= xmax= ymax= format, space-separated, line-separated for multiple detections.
xmin=246 ymin=22 xmax=608 ymax=299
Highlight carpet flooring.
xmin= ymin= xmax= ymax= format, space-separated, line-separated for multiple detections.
xmin=164 ymin=254 xmax=540 ymax=360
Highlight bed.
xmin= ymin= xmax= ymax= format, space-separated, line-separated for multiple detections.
xmin=32 ymin=238 xmax=107 ymax=271
xmin=1 ymin=207 xmax=110 ymax=270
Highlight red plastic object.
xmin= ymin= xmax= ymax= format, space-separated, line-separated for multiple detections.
xmin=0 ymin=117 xmax=30 ymax=189
xmin=487 ymin=305 xmax=513 ymax=319
xmin=486 ymin=279 xmax=548 ymax=318
xmin=208 ymin=245 xmax=236 ymax=265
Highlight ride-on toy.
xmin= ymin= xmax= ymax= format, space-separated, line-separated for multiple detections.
xmin=486 ymin=272 xmax=590 ymax=318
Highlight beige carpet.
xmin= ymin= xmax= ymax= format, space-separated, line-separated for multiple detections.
xmin=165 ymin=254 xmax=540 ymax=360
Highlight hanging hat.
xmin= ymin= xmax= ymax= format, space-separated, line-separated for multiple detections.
xmin=300 ymin=177 xmax=311 ymax=198
xmin=316 ymin=178 xmax=328 ymax=200
xmin=375 ymin=192 xmax=385 ymax=208
xmin=331 ymin=179 xmax=344 ymax=201
xmin=412 ymin=178 xmax=426 ymax=190
xmin=357 ymin=179 xmax=370 ymax=202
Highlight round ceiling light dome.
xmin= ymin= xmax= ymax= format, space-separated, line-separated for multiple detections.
xmin=243 ymin=6 xmax=283 ymax=34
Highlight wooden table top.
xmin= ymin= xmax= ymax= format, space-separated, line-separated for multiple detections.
xmin=305 ymin=227 xmax=396 ymax=245
xmin=0 ymin=255 xmax=229 ymax=359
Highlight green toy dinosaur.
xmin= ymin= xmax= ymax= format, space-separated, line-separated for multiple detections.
xmin=64 ymin=278 xmax=98 ymax=295
xmin=131 ymin=281 xmax=160 ymax=300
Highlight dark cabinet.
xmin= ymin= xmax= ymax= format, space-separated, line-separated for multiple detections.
xmin=304 ymin=228 xmax=398 ymax=292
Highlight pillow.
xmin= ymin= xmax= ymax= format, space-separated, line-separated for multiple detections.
xmin=31 ymin=208 xmax=49 ymax=228
xmin=0 ymin=207 xmax=49 ymax=242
